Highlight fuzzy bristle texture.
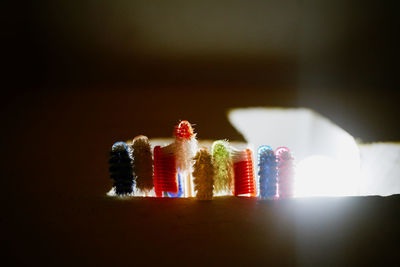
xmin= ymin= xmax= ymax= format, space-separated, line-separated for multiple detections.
xmin=258 ymin=146 xmax=277 ymax=199
xmin=131 ymin=136 xmax=153 ymax=193
xmin=192 ymin=148 xmax=214 ymax=200
xmin=174 ymin=120 xmax=194 ymax=139
xmin=211 ymin=140 xmax=233 ymax=194
xmin=232 ymin=148 xmax=257 ymax=197
xmin=153 ymin=145 xmax=178 ymax=197
xmin=174 ymin=120 xmax=198 ymax=173
xmin=275 ymin=147 xmax=295 ymax=198
xmin=109 ymin=141 xmax=135 ymax=195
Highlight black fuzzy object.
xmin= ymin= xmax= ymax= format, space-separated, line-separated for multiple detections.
xmin=109 ymin=142 xmax=135 ymax=195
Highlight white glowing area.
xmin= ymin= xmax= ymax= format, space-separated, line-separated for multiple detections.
xmin=229 ymin=107 xmax=361 ymax=197
xmin=359 ymin=143 xmax=400 ymax=196
xmin=295 ymin=155 xmax=360 ymax=197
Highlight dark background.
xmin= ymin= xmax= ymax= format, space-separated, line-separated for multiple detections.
xmin=4 ymin=0 xmax=400 ymax=143
xmin=3 ymin=0 xmax=400 ymax=141
xmin=2 ymin=1 xmax=399 ymax=265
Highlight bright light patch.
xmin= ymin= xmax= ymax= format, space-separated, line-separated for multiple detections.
xmin=229 ymin=107 xmax=361 ymax=197
xmin=295 ymin=155 xmax=358 ymax=197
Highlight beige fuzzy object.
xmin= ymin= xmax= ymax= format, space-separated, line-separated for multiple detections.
xmin=193 ymin=148 xmax=214 ymax=200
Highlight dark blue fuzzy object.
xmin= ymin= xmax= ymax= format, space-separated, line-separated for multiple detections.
xmin=258 ymin=145 xmax=277 ymax=199
xmin=109 ymin=142 xmax=135 ymax=195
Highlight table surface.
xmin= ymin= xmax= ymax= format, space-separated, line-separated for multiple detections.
xmin=5 ymin=193 xmax=400 ymax=266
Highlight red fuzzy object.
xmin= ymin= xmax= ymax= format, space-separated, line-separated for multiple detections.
xmin=233 ymin=149 xmax=257 ymax=197
xmin=153 ymin=146 xmax=178 ymax=197
xmin=174 ymin=120 xmax=194 ymax=139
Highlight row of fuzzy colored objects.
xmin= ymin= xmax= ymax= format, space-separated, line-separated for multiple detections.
xmin=108 ymin=120 xmax=295 ymax=200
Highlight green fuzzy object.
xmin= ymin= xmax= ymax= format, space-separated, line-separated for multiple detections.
xmin=131 ymin=136 xmax=154 ymax=193
xmin=193 ymin=148 xmax=214 ymax=200
xmin=211 ymin=140 xmax=233 ymax=194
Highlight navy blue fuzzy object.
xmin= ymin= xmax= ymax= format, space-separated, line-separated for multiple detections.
xmin=109 ymin=142 xmax=135 ymax=195
xmin=258 ymin=145 xmax=277 ymax=199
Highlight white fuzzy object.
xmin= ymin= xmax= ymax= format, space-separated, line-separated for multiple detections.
xmin=231 ymin=148 xmax=248 ymax=163
xmin=174 ymin=136 xmax=198 ymax=173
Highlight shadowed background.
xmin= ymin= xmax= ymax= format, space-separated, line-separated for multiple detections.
xmin=4 ymin=1 xmax=399 ymax=141
xmin=2 ymin=0 xmax=399 ymax=265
